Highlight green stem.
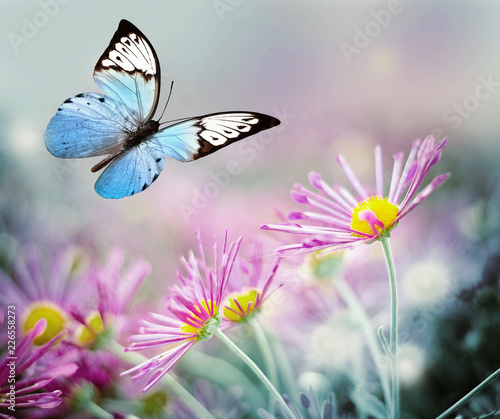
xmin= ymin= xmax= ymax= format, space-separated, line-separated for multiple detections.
xmin=108 ymin=340 xmax=214 ymax=419
xmin=435 ymin=367 xmax=500 ymax=419
xmin=380 ymin=237 xmax=399 ymax=419
xmin=87 ymin=401 xmax=114 ymax=419
xmin=332 ymin=276 xmax=391 ymax=413
xmin=377 ymin=326 xmax=391 ymax=358
xmin=181 ymin=349 xmax=267 ymax=407
xmin=215 ymin=329 xmax=296 ymax=418
xmin=353 ymin=342 xmax=368 ymax=419
xmin=273 ymin=336 xmax=301 ymax=408
xmin=248 ymin=317 xmax=279 ymax=412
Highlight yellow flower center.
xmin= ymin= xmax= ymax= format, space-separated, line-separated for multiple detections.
xmin=223 ymin=289 xmax=260 ymax=322
xmin=141 ymin=391 xmax=169 ymax=417
xmin=76 ymin=311 xmax=104 ymax=346
xmin=23 ymin=302 xmax=67 ymax=346
xmin=180 ymin=299 xmax=220 ymax=341
xmin=350 ymin=196 xmax=399 ymax=237
xmin=306 ymin=251 xmax=343 ymax=279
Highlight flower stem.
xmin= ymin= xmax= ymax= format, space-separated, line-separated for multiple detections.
xmin=87 ymin=401 xmax=114 ymax=419
xmin=332 ymin=276 xmax=391 ymax=413
xmin=215 ymin=329 xmax=296 ymax=418
xmin=380 ymin=237 xmax=399 ymax=419
xmin=435 ymin=367 xmax=500 ymax=419
xmin=248 ymin=317 xmax=279 ymax=413
xmin=107 ymin=340 xmax=214 ymax=419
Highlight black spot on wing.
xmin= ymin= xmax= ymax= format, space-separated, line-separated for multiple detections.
xmin=152 ymin=173 xmax=159 ymax=182
xmin=99 ymin=97 xmax=105 ymax=103
xmin=195 ymin=138 xmax=220 ymax=159
xmin=142 ymin=183 xmax=148 ymax=191
xmin=76 ymin=93 xmax=84 ymax=98
xmin=64 ymin=99 xmax=73 ymax=104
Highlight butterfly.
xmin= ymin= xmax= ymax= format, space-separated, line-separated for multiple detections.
xmin=44 ymin=19 xmax=280 ymax=199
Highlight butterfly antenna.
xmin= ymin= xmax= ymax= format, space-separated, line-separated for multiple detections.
xmin=159 ymin=115 xmax=199 ymax=126
xmin=158 ymin=81 xmax=174 ymax=121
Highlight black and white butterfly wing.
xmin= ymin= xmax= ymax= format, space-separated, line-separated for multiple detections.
xmin=94 ymin=112 xmax=280 ymax=198
xmin=93 ymin=19 xmax=161 ymax=125
xmin=44 ymin=20 xmax=160 ymax=160
xmin=152 ymin=112 xmax=281 ymax=161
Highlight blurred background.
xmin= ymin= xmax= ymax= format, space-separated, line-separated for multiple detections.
xmin=1 ymin=0 xmax=500 ymax=417
xmin=1 ymin=0 xmax=500 ymax=260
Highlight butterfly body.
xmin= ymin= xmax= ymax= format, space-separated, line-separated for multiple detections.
xmin=90 ymin=120 xmax=160 ymax=173
xmin=124 ymin=120 xmax=160 ymax=150
xmin=44 ymin=20 xmax=280 ymax=199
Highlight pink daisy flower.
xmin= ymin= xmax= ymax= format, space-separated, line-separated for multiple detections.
xmin=0 ymin=319 xmax=77 ymax=415
xmin=0 ymin=247 xmax=97 ymax=348
xmin=71 ymin=247 xmax=151 ymax=348
xmin=0 ymin=245 xmax=151 ymax=411
xmin=122 ymin=231 xmax=241 ymax=392
xmin=262 ymin=135 xmax=449 ymax=255
xmin=222 ymin=242 xmax=283 ymax=324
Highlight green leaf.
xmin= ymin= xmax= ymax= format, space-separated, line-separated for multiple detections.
xmin=351 ymin=388 xmax=387 ymax=419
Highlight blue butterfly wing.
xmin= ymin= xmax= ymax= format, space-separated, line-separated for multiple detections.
xmin=93 ymin=19 xmax=160 ymax=125
xmin=44 ymin=92 xmax=135 ymax=158
xmin=94 ymin=142 xmax=166 ymax=199
xmin=151 ymin=112 xmax=281 ymax=162
xmin=94 ymin=112 xmax=280 ymax=199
